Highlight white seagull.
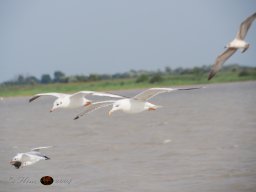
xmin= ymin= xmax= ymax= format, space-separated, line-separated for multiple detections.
xmin=74 ymin=87 xmax=203 ymax=119
xmin=10 ymin=146 xmax=51 ymax=169
xmin=208 ymin=12 xmax=256 ymax=80
xmin=29 ymin=91 xmax=123 ymax=112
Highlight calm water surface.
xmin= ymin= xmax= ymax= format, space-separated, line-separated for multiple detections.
xmin=0 ymin=81 xmax=256 ymax=192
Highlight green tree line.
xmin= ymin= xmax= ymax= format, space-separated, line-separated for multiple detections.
xmin=2 ymin=64 xmax=256 ymax=86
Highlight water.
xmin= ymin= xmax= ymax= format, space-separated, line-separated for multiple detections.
xmin=0 ymin=81 xmax=256 ymax=192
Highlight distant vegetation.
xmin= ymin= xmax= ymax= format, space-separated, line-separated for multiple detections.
xmin=0 ymin=64 xmax=256 ymax=97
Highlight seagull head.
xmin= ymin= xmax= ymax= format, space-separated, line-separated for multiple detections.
xmin=224 ymin=43 xmax=231 ymax=49
xmin=10 ymin=154 xmax=22 ymax=169
xmin=51 ymin=98 xmax=65 ymax=112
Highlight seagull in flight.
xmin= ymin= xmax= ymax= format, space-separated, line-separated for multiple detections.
xmin=10 ymin=146 xmax=51 ymax=169
xmin=74 ymin=87 xmax=203 ymax=120
xmin=208 ymin=12 xmax=256 ymax=80
xmin=29 ymin=91 xmax=123 ymax=112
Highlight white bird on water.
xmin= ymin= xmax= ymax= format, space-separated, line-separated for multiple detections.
xmin=208 ymin=12 xmax=256 ymax=80
xmin=74 ymin=87 xmax=203 ymax=120
xmin=29 ymin=91 xmax=123 ymax=112
xmin=10 ymin=146 xmax=51 ymax=169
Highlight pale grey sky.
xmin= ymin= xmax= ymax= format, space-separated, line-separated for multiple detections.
xmin=0 ymin=0 xmax=255 ymax=82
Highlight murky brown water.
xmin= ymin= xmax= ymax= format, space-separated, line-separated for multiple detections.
xmin=1 ymin=81 xmax=256 ymax=192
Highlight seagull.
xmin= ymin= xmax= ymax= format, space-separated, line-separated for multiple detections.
xmin=208 ymin=12 xmax=256 ymax=80
xmin=74 ymin=87 xmax=203 ymax=119
xmin=29 ymin=91 xmax=123 ymax=112
xmin=10 ymin=146 xmax=51 ymax=169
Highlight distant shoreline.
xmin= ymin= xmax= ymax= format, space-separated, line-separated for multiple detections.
xmin=1 ymin=64 xmax=255 ymax=97
xmin=1 ymin=80 xmax=255 ymax=99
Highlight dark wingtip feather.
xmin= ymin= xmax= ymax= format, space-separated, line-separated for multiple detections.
xmin=74 ymin=116 xmax=79 ymax=120
xmin=44 ymin=156 xmax=50 ymax=160
xmin=29 ymin=96 xmax=40 ymax=103
xmin=208 ymin=71 xmax=215 ymax=81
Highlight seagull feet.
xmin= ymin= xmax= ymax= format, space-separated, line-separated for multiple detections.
xmin=148 ymin=107 xmax=156 ymax=111
xmin=84 ymin=101 xmax=92 ymax=107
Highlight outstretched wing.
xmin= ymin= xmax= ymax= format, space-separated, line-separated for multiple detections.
xmin=133 ymin=87 xmax=203 ymax=101
xmin=70 ymin=91 xmax=125 ymax=100
xmin=20 ymin=153 xmax=32 ymax=162
xmin=29 ymin=93 xmax=67 ymax=102
xmin=31 ymin=146 xmax=52 ymax=152
xmin=26 ymin=151 xmax=50 ymax=160
xmin=74 ymin=100 xmax=115 ymax=120
xmin=208 ymin=48 xmax=237 ymax=80
xmin=236 ymin=12 xmax=256 ymax=40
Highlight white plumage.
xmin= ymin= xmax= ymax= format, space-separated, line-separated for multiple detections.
xmin=10 ymin=146 xmax=52 ymax=169
xmin=29 ymin=91 xmax=123 ymax=112
xmin=74 ymin=87 xmax=203 ymax=119
xmin=209 ymin=12 xmax=256 ymax=80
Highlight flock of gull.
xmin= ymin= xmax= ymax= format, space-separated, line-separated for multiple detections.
xmin=10 ymin=12 xmax=256 ymax=169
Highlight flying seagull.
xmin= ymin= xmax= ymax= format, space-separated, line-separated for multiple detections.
xmin=10 ymin=146 xmax=51 ymax=169
xmin=208 ymin=12 xmax=256 ymax=80
xmin=74 ymin=87 xmax=203 ymax=120
xmin=29 ymin=91 xmax=123 ymax=112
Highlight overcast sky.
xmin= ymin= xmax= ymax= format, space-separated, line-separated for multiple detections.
xmin=0 ymin=0 xmax=255 ymax=82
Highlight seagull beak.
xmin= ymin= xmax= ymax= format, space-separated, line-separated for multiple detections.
xmin=10 ymin=161 xmax=14 ymax=165
xmin=84 ymin=101 xmax=92 ymax=107
xmin=50 ymin=107 xmax=55 ymax=112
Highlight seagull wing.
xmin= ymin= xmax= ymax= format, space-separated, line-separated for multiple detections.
xmin=74 ymin=100 xmax=115 ymax=120
xmin=70 ymin=91 xmax=125 ymax=100
xmin=88 ymin=91 xmax=125 ymax=98
xmin=29 ymin=93 xmax=68 ymax=102
xmin=20 ymin=153 xmax=32 ymax=162
xmin=31 ymin=146 xmax=52 ymax=152
xmin=21 ymin=153 xmax=47 ymax=166
xmin=236 ymin=12 xmax=256 ymax=40
xmin=133 ymin=87 xmax=203 ymax=101
xmin=208 ymin=48 xmax=237 ymax=80
xmin=27 ymin=151 xmax=50 ymax=160
xmin=133 ymin=88 xmax=176 ymax=101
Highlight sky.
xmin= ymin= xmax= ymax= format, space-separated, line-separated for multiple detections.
xmin=0 ymin=0 xmax=255 ymax=82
